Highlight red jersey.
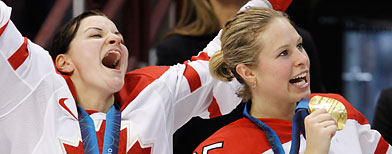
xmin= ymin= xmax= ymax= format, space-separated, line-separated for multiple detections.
xmin=194 ymin=94 xmax=392 ymax=154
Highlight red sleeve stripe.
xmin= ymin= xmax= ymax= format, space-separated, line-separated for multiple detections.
xmin=183 ymin=64 xmax=202 ymax=92
xmin=115 ymin=66 xmax=170 ymax=111
xmin=8 ymin=37 xmax=29 ymax=70
xmin=184 ymin=52 xmax=210 ymax=64
xmin=0 ymin=21 xmax=9 ymax=37
xmin=208 ymin=96 xmax=222 ymax=118
xmin=374 ymin=136 xmax=389 ymax=154
xmin=191 ymin=52 xmax=210 ymax=61
xmin=182 ymin=52 xmax=209 ymax=92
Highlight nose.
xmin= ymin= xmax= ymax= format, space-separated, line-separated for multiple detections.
xmin=105 ymin=34 xmax=121 ymax=45
xmin=294 ymin=49 xmax=309 ymax=67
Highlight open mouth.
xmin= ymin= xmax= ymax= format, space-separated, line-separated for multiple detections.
xmin=102 ymin=50 xmax=121 ymax=69
xmin=289 ymin=72 xmax=308 ymax=86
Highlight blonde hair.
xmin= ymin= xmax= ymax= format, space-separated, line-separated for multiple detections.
xmin=210 ymin=7 xmax=288 ymax=101
xmin=168 ymin=0 xmax=220 ymax=36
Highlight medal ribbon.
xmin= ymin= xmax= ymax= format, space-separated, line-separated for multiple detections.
xmin=243 ymin=103 xmax=285 ymax=154
xmin=78 ymin=104 xmax=121 ymax=154
xmin=289 ymin=98 xmax=309 ymax=154
xmin=243 ymin=99 xmax=310 ymax=154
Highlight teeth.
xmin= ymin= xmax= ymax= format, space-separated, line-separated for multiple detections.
xmin=293 ymin=79 xmax=306 ymax=86
xmin=291 ymin=72 xmax=307 ymax=80
xmin=112 ymin=51 xmax=121 ymax=66
xmin=102 ymin=50 xmax=121 ymax=69
xmin=109 ymin=50 xmax=120 ymax=54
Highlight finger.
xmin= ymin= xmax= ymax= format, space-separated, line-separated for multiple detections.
xmin=307 ymin=109 xmax=328 ymax=118
xmin=318 ymin=120 xmax=337 ymax=128
xmin=307 ymin=112 xmax=335 ymax=124
xmin=311 ymin=108 xmax=328 ymax=114
xmin=315 ymin=113 xmax=336 ymax=123
xmin=325 ymin=124 xmax=338 ymax=138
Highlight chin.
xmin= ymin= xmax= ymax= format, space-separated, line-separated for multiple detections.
xmin=293 ymin=90 xmax=311 ymax=102
xmin=301 ymin=88 xmax=311 ymax=98
xmin=108 ymin=78 xmax=125 ymax=93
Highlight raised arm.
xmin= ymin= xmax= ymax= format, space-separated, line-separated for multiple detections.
xmin=0 ymin=1 xmax=57 ymax=114
xmin=169 ymin=0 xmax=290 ymax=130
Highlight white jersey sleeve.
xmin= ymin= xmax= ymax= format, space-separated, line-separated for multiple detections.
xmin=0 ymin=2 xmax=71 ymax=154
xmin=0 ymin=1 xmax=57 ymax=118
xmin=157 ymin=0 xmax=274 ymax=131
xmin=165 ymin=32 xmax=241 ymax=130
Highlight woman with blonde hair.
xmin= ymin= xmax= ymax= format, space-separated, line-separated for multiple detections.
xmin=157 ymin=0 xmax=296 ymax=153
xmin=194 ymin=7 xmax=391 ymax=154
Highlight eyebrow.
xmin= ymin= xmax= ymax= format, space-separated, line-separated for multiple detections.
xmin=84 ymin=27 xmax=123 ymax=38
xmin=84 ymin=27 xmax=102 ymax=33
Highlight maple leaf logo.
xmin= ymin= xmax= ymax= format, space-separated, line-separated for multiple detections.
xmin=126 ymin=140 xmax=152 ymax=154
xmin=62 ymin=121 xmax=153 ymax=154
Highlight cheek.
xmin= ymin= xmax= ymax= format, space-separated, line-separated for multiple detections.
xmin=266 ymin=58 xmax=289 ymax=71
xmin=70 ymin=51 xmax=99 ymax=73
xmin=121 ymin=46 xmax=129 ymax=62
xmin=77 ymin=51 xmax=96 ymax=63
xmin=266 ymin=62 xmax=292 ymax=83
xmin=69 ymin=42 xmax=100 ymax=60
xmin=278 ymin=64 xmax=292 ymax=76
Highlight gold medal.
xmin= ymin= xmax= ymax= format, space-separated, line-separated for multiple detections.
xmin=308 ymin=96 xmax=347 ymax=130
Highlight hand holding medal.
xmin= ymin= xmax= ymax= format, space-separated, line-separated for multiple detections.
xmin=308 ymin=95 xmax=348 ymax=131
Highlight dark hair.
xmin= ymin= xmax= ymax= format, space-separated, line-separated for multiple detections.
xmin=48 ymin=10 xmax=106 ymax=61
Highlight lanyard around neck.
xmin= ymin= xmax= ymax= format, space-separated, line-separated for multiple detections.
xmin=243 ymin=103 xmax=285 ymax=154
xmin=243 ymin=99 xmax=309 ymax=154
xmin=78 ymin=104 xmax=121 ymax=154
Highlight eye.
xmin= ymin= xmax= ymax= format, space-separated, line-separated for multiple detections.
xmin=296 ymin=43 xmax=304 ymax=50
xmin=279 ymin=50 xmax=288 ymax=56
xmin=90 ymin=34 xmax=102 ymax=38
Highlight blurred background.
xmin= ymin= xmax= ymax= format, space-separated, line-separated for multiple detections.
xmin=4 ymin=0 xmax=392 ymax=124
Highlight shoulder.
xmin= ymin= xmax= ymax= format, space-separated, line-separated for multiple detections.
xmin=207 ymin=118 xmax=259 ymax=139
xmin=127 ymin=66 xmax=170 ymax=79
xmin=122 ymin=66 xmax=171 ymax=91
xmin=194 ymin=118 xmax=269 ymax=154
xmin=115 ymin=66 xmax=170 ymax=108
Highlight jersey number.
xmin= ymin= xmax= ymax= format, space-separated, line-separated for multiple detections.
xmin=194 ymin=142 xmax=223 ymax=154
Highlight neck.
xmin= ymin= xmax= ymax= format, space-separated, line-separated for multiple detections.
xmin=209 ymin=0 xmax=249 ymax=27
xmin=249 ymin=95 xmax=296 ymax=121
xmin=78 ymin=94 xmax=114 ymax=113
xmin=71 ymin=78 xmax=114 ymax=113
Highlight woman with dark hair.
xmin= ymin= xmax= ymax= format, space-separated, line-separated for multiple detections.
xmin=0 ymin=2 xmax=238 ymax=154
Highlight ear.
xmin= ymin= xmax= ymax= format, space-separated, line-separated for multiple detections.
xmin=55 ymin=54 xmax=74 ymax=75
xmin=236 ymin=64 xmax=257 ymax=85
